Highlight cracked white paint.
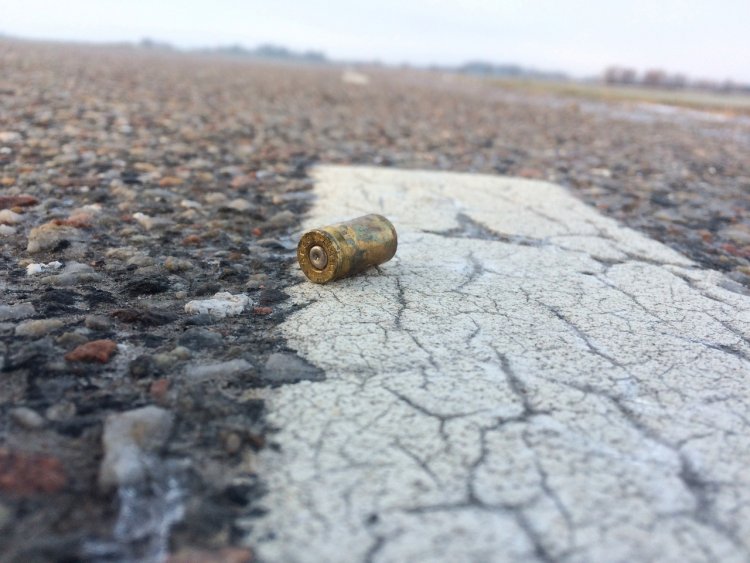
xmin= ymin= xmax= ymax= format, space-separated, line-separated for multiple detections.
xmin=251 ymin=166 xmax=750 ymax=562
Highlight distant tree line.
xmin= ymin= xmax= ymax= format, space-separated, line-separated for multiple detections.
xmin=425 ymin=61 xmax=568 ymax=80
xmin=139 ymin=38 xmax=327 ymax=63
xmin=603 ymin=65 xmax=750 ymax=93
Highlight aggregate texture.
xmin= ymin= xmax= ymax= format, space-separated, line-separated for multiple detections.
xmin=1 ymin=39 xmax=749 ymax=561
xmin=253 ymin=166 xmax=750 ymax=563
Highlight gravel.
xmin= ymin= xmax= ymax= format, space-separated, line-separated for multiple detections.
xmin=1 ymin=38 xmax=748 ymax=560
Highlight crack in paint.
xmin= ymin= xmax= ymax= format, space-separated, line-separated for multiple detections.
xmin=250 ymin=166 xmax=750 ymax=562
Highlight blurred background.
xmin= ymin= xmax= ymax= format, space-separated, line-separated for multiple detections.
xmin=2 ymin=2 xmax=750 ymax=561
xmin=3 ymin=0 xmax=750 ymax=87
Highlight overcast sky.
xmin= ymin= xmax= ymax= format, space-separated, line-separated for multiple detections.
xmin=2 ymin=0 xmax=749 ymax=81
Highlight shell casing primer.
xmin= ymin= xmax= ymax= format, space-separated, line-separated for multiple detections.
xmin=297 ymin=214 xmax=397 ymax=283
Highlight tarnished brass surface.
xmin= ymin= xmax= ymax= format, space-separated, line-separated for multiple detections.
xmin=297 ymin=214 xmax=398 ymax=283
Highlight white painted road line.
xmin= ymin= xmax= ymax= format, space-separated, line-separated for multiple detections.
xmin=251 ymin=166 xmax=750 ymax=562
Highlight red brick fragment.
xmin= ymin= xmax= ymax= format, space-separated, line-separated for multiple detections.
xmin=0 ymin=448 xmax=67 ymax=495
xmin=231 ymin=174 xmax=254 ymax=188
xmin=51 ymin=212 xmax=93 ymax=228
xmin=65 ymin=339 xmax=118 ymax=363
xmin=167 ymin=547 xmax=253 ymax=563
xmin=253 ymin=306 xmax=273 ymax=316
xmin=150 ymin=379 xmax=170 ymax=403
xmin=517 ymin=167 xmax=544 ymax=179
xmin=0 ymin=194 xmax=38 ymax=209
xmin=720 ymin=243 xmax=750 ymax=258
xmin=159 ymin=176 xmax=184 ymax=187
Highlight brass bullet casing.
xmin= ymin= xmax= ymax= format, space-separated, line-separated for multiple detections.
xmin=297 ymin=214 xmax=398 ymax=283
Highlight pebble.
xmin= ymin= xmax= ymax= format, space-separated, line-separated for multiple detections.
xmin=149 ymin=346 xmax=191 ymax=369
xmin=132 ymin=212 xmax=154 ymax=230
xmin=26 ymin=261 xmax=63 ymax=276
xmin=15 ymin=318 xmax=64 ymax=337
xmin=0 ymin=502 xmax=10 ymax=530
xmin=10 ymin=407 xmax=46 ymax=430
xmin=149 ymin=379 xmax=170 ymax=403
xmin=0 ymin=209 xmax=22 ymax=225
xmin=224 ymin=198 xmax=253 ymax=212
xmin=40 ymin=262 xmax=101 ymax=286
xmin=46 ymin=402 xmax=76 ymax=422
xmin=179 ymin=199 xmax=202 ymax=209
xmin=84 ymin=315 xmax=112 ymax=331
xmin=184 ymin=313 xmax=214 ymax=326
xmin=0 ymin=225 xmax=16 ymax=236
xmin=0 ymin=448 xmax=67 ymax=495
xmin=0 ymin=303 xmax=35 ymax=321
xmin=265 ymin=210 xmax=296 ymax=227
xmin=246 ymin=273 xmax=268 ymax=289
xmin=341 ymin=70 xmax=370 ymax=85
xmin=129 ymin=355 xmax=158 ymax=379
xmin=223 ymin=432 xmax=242 ymax=454
xmin=126 ymin=253 xmax=156 ymax=267
xmin=58 ymin=210 xmax=93 ymax=228
xmin=258 ymin=288 xmax=286 ymax=305
xmin=184 ymin=292 xmax=250 ymax=318
xmin=132 ymin=212 xmax=172 ymax=230
xmin=182 ymin=234 xmax=201 ymax=245
xmin=152 ymin=353 xmax=175 ymax=371
xmin=65 ymin=339 xmax=118 ymax=363
xmin=105 ymin=246 xmax=138 ymax=261
xmin=721 ymin=224 xmax=750 ymax=246
xmin=98 ymin=406 xmax=174 ymax=491
xmin=167 ymin=547 xmax=253 ymax=563
xmin=193 ymin=281 xmax=222 ymax=296
xmin=56 ymin=331 xmax=89 ymax=348
xmin=0 ymin=194 xmax=37 ymax=209
xmin=164 ymin=256 xmax=193 ymax=272
xmin=185 ymin=359 xmax=252 ymax=380
xmin=158 ymin=175 xmax=183 ymax=187
xmin=123 ymin=274 xmax=170 ymax=296
xmin=0 ymin=131 xmax=22 ymax=143
xmin=171 ymin=346 xmax=192 ymax=361
xmin=262 ymin=352 xmax=324 ymax=384
xmin=178 ymin=327 xmax=223 ymax=350
xmin=26 ymin=222 xmax=80 ymax=253
xmin=204 ymin=192 xmax=228 ymax=204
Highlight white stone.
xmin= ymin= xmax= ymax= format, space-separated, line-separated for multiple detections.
xmin=15 ymin=318 xmax=64 ymax=336
xmin=204 ymin=192 xmax=228 ymax=204
xmin=184 ymin=292 xmax=250 ymax=318
xmin=251 ymin=166 xmax=750 ymax=562
xmin=0 ymin=225 xmax=16 ymax=236
xmin=341 ymin=71 xmax=370 ymax=85
xmin=26 ymin=261 xmax=63 ymax=276
xmin=40 ymin=262 xmax=101 ymax=286
xmin=225 ymin=198 xmax=253 ymax=212
xmin=0 ymin=209 xmax=23 ymax=225
xmin=133 ymin=212 xmax=173 ymax=231
xmin=180 ymin=198 xmax=202 ymax=209
xmin=10 ymin=407 xmax=46 ymax=429
xmin=0 ymin=131 xmax=21 ymax=143
xmin=0 ymin=302 xmax=35 ymax=321
xmin=185 ymin=359 xmax=252 ymax=379
xmin=99 ymin=406 xmax=174 ymax=491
